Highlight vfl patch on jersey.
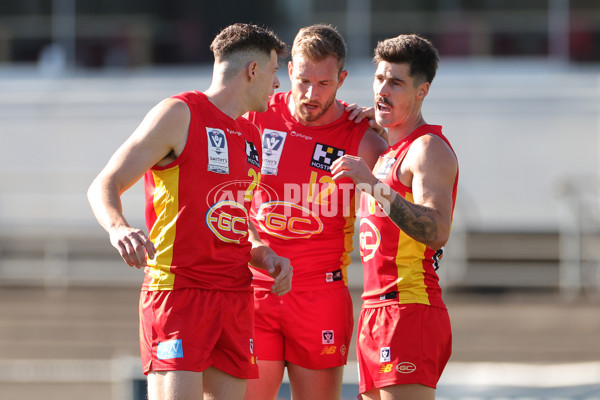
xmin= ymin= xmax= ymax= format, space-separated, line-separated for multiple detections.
xmin=250 ymin=339 xmax=254 ymax=354
xmin=380 ymin=347 xmax=391 ymax=362
xmin=246 ymin=140 xmax=260 ymax=168
xmin=375 ymin=156 xmax=396 ymax=179
xmin=157 ymin=339 xmax=184 ymax=360
xmin=322 ymin=330 xmax=335 ymax=344
xmin=261 ymin=129 xmax=287 ymax=175
xmin=207 ymin=128 xmax=229 ymax=174
xmin=311 ymin=143 xmax=344 ymax=172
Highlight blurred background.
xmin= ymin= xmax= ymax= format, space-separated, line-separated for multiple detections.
xmin=1 ymin=0 xmax=600 ymax=399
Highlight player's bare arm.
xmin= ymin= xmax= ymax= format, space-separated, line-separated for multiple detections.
xmin=331 ymin=134 xmax=457 ymax=249
xmin=87 ymin=98 xmax=190 ymax=268
xmin=248 ymin=222 xmax=293 ymax=296
xmin=357 ymin=127 xmax=388 ymax=169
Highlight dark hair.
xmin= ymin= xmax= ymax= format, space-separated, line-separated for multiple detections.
xmin=210 ymin=23 xmax=288 ymax=60
xmin=373 ymin=34 xmax=439 ymax=84
xmin=292 ymin=24 xmax=346 ymax=72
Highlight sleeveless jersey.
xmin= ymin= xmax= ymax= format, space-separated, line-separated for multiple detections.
xmin=246 ymin=92 xmax=368 ymax=291
xmin=359 ymin=125 xmax=458 ymax=308
xmin=142 ymin=91 xmax=262 ymax=292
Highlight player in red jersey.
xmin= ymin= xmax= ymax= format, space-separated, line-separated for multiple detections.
xmin=243 ymin=25 xmax=388 ymax=400
xmin=331 ymin=34 xmax=459 ymax=400
xmin=87 ymin=24 xmax=292 ymax=400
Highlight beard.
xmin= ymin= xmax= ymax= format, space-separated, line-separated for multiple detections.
xmin=295 ymin=94 xmax=336 ymax=123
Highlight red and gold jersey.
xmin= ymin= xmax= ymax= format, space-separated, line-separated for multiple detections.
xmin=246 ymin=92 xmax=368 ymax=291
xmin=359 ymin=125 xmax=458 ymax=308
xmin=142 ymin=91 xmax=262 ymax=292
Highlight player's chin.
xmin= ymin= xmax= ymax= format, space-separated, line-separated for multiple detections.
xmin=253 ymin=102 xmax=269 ymax=113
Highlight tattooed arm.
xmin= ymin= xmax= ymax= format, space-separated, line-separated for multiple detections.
xmin=331 ymin=134 xmax=457 ymax=250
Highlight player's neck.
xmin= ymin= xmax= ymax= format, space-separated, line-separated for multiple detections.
xmin=387 ymin=114 xmax=427 ymax=146
xmin=205 ymin=75 xmax=249 ymax=120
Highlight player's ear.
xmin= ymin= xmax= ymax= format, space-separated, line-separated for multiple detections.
xmin=288 ymin=60 xmax=293 ymax=78
xmin=337 ymin=69 xmax=348 ymax=88
xmin=247 ymin=61 xmax=258 ymax=82
xmin=416 ymin=81 xmax=429 ymax=100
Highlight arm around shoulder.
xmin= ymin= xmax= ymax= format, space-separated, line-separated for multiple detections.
xmin=357 ymin=127 xmax=389 ymax=169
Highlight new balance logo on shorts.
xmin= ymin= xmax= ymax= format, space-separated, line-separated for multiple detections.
xmin=157 ymin=339 xmax=183 ymax=360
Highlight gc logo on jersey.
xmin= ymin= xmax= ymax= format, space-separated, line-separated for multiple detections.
xmin=375 ymin=156 xmax=396 ymax=179
xmin=205 ymin=200 xmax=249 ymax=243
xmin=246 ymin=140 xmax=260 ymax=168
xmin=254 ymin=201 xmax=323 ymax=239
xmin=262 ymin=129 xmax=287 ymax=175
xmin=311 ymin=143 xmax=344 ymax=172
xmin=207 ymin=128 xmax=229 ymax=174
xmin=359 ymin=218 xmax=381 ymax=261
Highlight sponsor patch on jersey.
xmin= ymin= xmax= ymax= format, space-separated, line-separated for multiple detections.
xmin=433 ymin=247 xmax=444 ymax=271
xmin=246 ymin=140 xmax=260 ymax=168
xmin=261 ymin=129 xmax=287 ymax=175
xmin=310 ymin=143 xmax=344 ymax=172
xmin=250 ymin=338 xmax=254 ymax=354
xmin=207 ymin=128 xmax=229 ymax=174
xmin=325 ymin=269 xmax=343 ymax=283
xmin=157 ymin=339 xmax=183 ymax=360
xmin=322 ymin=330 xmax=335 ymax=344
xmin=375 ymin=156 xmax=396 ymax=179
xmin=380 ymin=347 xmax=391 ymax=362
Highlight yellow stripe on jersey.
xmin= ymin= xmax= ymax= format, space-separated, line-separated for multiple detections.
xmin=394 ymin=193 xmax=430 ymax=305
xmin=147 ymin=167 xmax=179 ymax=290
xmin=339 ymin=196 xmax=357 ymax=286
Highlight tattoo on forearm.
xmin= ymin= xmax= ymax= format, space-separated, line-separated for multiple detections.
xmin=386 ymin=195 xmax=438 ymax=243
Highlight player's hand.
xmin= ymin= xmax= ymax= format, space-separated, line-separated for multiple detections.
xmin=331 ymin=154 xmax=378 ymax=189
xmin=345 ymin=104 xmax=388 ymax=142
xmin=108 ymin=226 xmax=156 ymax=269
xmin=263 ymin=254 xmax=293 ymax=296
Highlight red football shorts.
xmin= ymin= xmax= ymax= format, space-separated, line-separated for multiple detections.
xmin=252 ymin=285 xmax=353 ymax=369
xmin=139 ymin=288 xmax=258 ymax=379
xmin=356 ymin=303 xmax=452 ymax=393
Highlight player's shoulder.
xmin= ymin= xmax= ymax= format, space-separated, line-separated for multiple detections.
xmin=409 ymin=133 xmax=457 ymax=170
xmin=359 ymin=127 xmax=388 ymax=152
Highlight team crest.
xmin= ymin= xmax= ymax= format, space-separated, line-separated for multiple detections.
xmin=206 ymin=128 xmax=229 ymax=174
xmin=311 ymin=143 xmax=344 ymax=172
